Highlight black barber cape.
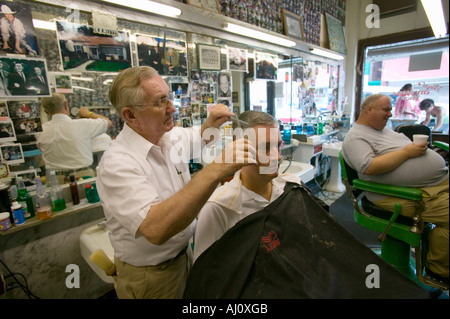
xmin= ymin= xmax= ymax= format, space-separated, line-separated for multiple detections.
xmin=184 ymin=183 xmax=430 ymax=299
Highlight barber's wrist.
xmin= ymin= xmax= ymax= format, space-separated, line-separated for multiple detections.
xmin=87 ymin=111 xmax=93 ymax=118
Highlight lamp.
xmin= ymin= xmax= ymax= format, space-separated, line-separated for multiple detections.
xmin=309 ymin=48 xmax=344 ymax=60
xmin=103 ymin=0 xmax=181 ymax=17
xmin=420 ymin=0 xmax=447 ymax=38
xmin=223 ymin=22 xmax=296 ymax=47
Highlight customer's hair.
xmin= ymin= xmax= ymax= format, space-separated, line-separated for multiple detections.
xmin=41 ymin=93 xmax=66 ymax=114
xmin=109 ymin=66 xmax=159 ymax=115
xmin=234 ymin=110 xmax=276 ymax=130
xmin=399 ymin=83 xmax=412 ymax=92
xmin=360 ymin=94 xmax=391 ymax=111
xmin=419 ymin=98 xmax=434 ymax=111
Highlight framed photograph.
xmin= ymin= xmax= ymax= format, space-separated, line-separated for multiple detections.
xmin=227 ymin=47 xmax=248 ymax=72
xmin=217 ymin=71 xmax=232 ymax=98
xmin=325 ymin=13 xmax=346 ymax=55
xmin=12 ymin=168 xmax=38 ymax=187
xmin=0 ymin=101 xmax=10 ymax=118
xmin=0 ymin=120 xmax=16 ymax=143
xmin=56 ymin=20 xmax=132 ymax=72
xmin=136 ymin=33 xmax=187 ymax=76
xmin=187 ymin=0 xmax=220 ymax=13
xmin=254 ymin=51 xmax=278 ymax=80
xmin=282 ymin=9 xmax=304 ymax=40
xmin=6 ymin=100 xmax=40 ymax=119
xmin=0 ymin=56 xmax=50 ymax=98
xmin=0 ymin=143 xmax=24 ymax=165
xmin=0 ymin=1 xmax=39 ymax=56
xmin=53 ymin=72 xmax=73 ymax=93
xmin=171 ymin=82 xmax=189 ymax=97
xmin=197 ymin=44 xmax=221 ymax=71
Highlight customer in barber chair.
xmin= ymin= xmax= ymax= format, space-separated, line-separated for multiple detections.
xmin=37 ymin=93 xmax=112 ymax=184
xmin=193 ymin=111 xmax=303 ymax=261
xmin=342 ymin=94 xmax=449 ymax=284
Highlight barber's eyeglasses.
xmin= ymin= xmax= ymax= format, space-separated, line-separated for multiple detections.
xmin=132 ymin=96 xmax=173 ymax=110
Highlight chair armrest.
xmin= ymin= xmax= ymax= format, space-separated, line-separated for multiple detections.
xmin=353 ymin=179 xmax=423 ymax=201
xmin=433 ymin=141 xmax=449 ymax=152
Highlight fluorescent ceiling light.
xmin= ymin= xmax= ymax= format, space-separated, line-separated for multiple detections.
xmin=103 ymin=0 xmax=181 ymax=17
xmin=310 ymin=48 xmax=344 ymax=60
xmin=223 ymin=23 xmax=296 ymax=47
xmin=33 ymin=19 xmax=56 ymax=31
xmin=421 ymin=0 xmax=447 ymax=38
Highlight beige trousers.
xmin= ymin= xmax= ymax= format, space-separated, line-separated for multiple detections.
xmin=113 ymin=252 xmax=188 ymax=299
xmin=374 ymin=178 xmax=449 ymax=278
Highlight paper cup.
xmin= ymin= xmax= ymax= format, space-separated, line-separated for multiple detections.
xmin=413 ymin=134 xmax=429 ymax=144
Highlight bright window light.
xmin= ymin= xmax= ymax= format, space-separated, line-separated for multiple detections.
xmin=421 ymin=0 xmax=447 ymax=38
xmin=103 ymin=0 xmax=181 ymax=17
xmin=223 ymin=23 xmax=296 ymax=47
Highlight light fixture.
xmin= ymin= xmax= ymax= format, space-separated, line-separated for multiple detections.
xmin=223 ymin=22 xmax=296 ymax=47
xmin=309 ymin=48 xmax=344 ymax=60
xmin=420 ymin=0 xmax=447 ymax=38
xmin=103 ymin=0 xmax=181 ymax=18
xmin=32 ymin=19 xmax=56 ymax=31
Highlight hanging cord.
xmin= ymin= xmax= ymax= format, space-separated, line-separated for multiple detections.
xmin=0 ymin=258 xmax=40 ymax=299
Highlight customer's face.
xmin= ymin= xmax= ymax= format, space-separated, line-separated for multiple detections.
xmin=368 ymin=96 xmax=392 ymax=130
xmin=131 ymin=76 xmax=176 ymax=143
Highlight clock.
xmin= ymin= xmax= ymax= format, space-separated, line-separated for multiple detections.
xmin=70 ymin=106 xmax=80 ymax=117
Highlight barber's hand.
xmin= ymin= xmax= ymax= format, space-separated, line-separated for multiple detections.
xmin=78 ymin=107 xmax=91 ymax=118
xmin=402 ymin=142 xmax=428 ymax=158
xmin=210 ymin=138 xmax=257 ymax=179
xmin=202 ymin=104 xmax=234 ymax=130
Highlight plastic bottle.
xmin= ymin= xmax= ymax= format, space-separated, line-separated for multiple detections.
xmin=35 ymin=176 xmax=53 ymax=220
xmin=282 ymin=124 xmax=291 ymax=144
xmin=10 ymin=201 xmax=25 ymax=226
xmin=16 ymin=177 xmax=35 ymax=219
xmin=69 ymin=175 xmax=80 ymax=205
xmin=49 ymin=171 xmax=66 ymax=212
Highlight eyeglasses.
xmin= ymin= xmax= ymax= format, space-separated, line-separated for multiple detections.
xmin=132 ymin=96 xmax=173 ymax=110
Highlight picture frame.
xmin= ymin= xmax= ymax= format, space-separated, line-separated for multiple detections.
xmin=53 ymin=72 xmax=73 ymax=93
xmin=0 ymin=1 xmax=39 ymax=56
xmin=187 ymin=0 xmax=221 ymax=13
xmin=0 ymin=143 xmax=24 ymax=165
xmin=56 ymin=20 xmax=132 ymax=72
xmin=0 ymin=120 xmax=16 ymax=143
xmin=254 ymin=51 xmax=278 ymax=80
xmin=0 ymin=56 xmax=50 ymax=98
xmin=136 ymin=33 xmax=188 ymax=76
xmin=197 ymin=44 xmax=221 ymax=71
xmin=227 ymin=47 xmax=248 ymax=72
xmin=281 ymin=9 xmax=304 ymax=40
xmin=325 ymin=13 xmax=347 ymax=55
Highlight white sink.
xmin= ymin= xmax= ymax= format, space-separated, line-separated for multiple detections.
xmin=279 ymin=161 xmax=315 ymax=183
xmin=322 ymin=141 xmax=343 ymax=157
xmin=79 ymin=222 xmax=114 ymax=284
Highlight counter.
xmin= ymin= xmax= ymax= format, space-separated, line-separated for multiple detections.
xmin=0 ymin=181 xmax=113 ymax=299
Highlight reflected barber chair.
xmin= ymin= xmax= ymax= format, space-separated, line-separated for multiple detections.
xmin=339 ymin=148 xmax=449 ymax=292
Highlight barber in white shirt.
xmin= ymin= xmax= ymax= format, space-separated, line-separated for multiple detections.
xmin=37 ymin=93 xmax=112 ymax=183
xmin=96 ymin=66 xmax=256 ymax=299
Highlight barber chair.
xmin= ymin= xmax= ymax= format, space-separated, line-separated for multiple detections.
xmin=339 ymin=149 xmax=449 ymax=292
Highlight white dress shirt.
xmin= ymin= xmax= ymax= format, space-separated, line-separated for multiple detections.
xmin=36 ymin=114 xmax=108 ymax=170
xmin=193 ymin=170 xmax=301 ymax=261
xmin=96 ymin=123 xmax=202 ymax=266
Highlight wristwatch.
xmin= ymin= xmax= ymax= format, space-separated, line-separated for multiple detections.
xmin=70 ymin=106 xmax=80 ymax=117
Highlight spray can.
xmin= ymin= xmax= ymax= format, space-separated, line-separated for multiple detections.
xmin=10 ymin=201 xmax=25 ymax=226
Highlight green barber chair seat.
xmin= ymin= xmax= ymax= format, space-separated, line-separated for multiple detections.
xmin=339 ymin=150 xmax=448 ymax=291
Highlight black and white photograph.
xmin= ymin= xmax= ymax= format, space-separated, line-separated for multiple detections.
xmin=227 ymin=47 xmax=248 ymax=72
xmin=0 ymin=143 xmax=24 ymax=165
xmin=0 ymin=56 xmax=50 ymax=98
xmin=197 ymin=44 xmax=221 ymax=70
xmin=136 ymin=33 xmax=187 ymax=76
xmin=0 ymin=119 xmax=16 ymax=143
xmin=217 ymin=71 xmax=232 ymax=98
xmin=56 ymin=20 xmax=132 ymax=72
xmin=0 ymin=1 xmax=38 ymax=55
xmin=282 ymin=9 xmax=304 ymax=40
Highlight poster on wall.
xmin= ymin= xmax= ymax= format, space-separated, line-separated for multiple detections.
xmin=136 ymin=33 xmax=187 ymax=77
xmin=227 ymin=47 xmax=248 ymax=72
xmin=254 ymin=51 xmax=278 ymax=80
xmin=0 ymin=56 xmax=50 ymax=98
xmin=0 ymin=1 xmax=39 ymax=56
xmin=56 ymin=20 xmax=132 ymax=72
